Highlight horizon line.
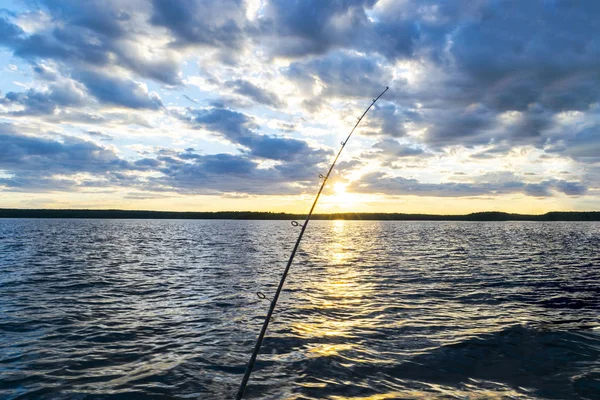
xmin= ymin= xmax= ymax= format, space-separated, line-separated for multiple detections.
xmin=1 ymin=208 xmax=599 ymax=221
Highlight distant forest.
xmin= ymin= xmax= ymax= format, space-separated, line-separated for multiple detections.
xmin=1 ymin=209 xmax=599 ymax=221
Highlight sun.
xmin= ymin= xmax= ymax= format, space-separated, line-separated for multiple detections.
xmin=321 ymin=182 xmax=359 ymax=210
xmin=333 ymin=182 xmax=348 ymax=196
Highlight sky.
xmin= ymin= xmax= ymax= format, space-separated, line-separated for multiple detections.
xmin=0 ymin=0 xmax=599 ymax=214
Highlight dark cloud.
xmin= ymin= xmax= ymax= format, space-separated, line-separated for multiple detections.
xmin=151 ymin=151 xmax=317 ymax=195
xmin=1 ymin=80 xmax=87 ymax=115
xmin=449 ymin=2 xmax=600 ymax=81
xmin=370 ymin=18 xmax=420 ymax=61
xmin=240 ymin=135 xmax=310 ymax=161
xmin=361 ymin=138 xmax=428 ymax=168
xmin=0 ymin=3 xmax=183 ymax=85
xmin=77 ymin=70 xmax=163 ymax=109
xmin=276 ymin=122 xmax=296 ymax=132
xmin=436 ymin=1 xmax=600 ymax=117
xmin=86 ymin=130 xmax=113 ymax=141
xmin=148 ymin=147 xmax=332 ymax=195
xmin=271 ymin=1 xmax=600 ymax=156
xmin=287 ymin=52 xmax=392 ymax=99
xmin=185 ymin=107 xmax=254 ymax=139
xmin=0 ymin=129 xmax=128 ymax=175
xmin=2 ymin=62 xmax=164 ymax=118
xmin=259 ymin=0 xmax=376 ymax=57
xmin=0 ymin=15 xmax=23 ymax=47
xmin=180 ymin=105 xmax=331 ymax=162
xmin=335 ymin=159 xmax=363 ymax=172
xmin=553 ymin=180 xmax=587 ymax=196
xmin=4 ymin=14 xmax=113 ymax=65
xmin=39 ymin=0 xmax=131 ymax=39
xmin=150 ymin=0 xmax=247 ymax=49
xmin=228 ymin=79 xmax=284 ymax=108
xmin=256 ymin=0 xmax=449 ymax=62
xmin=372 ymin=138 xmax=425 ymax=157
xmin=423 ymin=104 xmax=496 ymax=148
xmin=416 ymin=101 xmax=568 ymax=151
xmin=470 ymin=144 xmax=513 ymax=160
xmin=182 ymin=94 xmax=198 ymax=104
xmin=361 ymin=104 xmax=415 ymax=137
xmin=349 ymin=172 xmax=588 ymax=198
xmin=510 ymin=104 xmax=553 ymax=143
xmin=32 ymin=63 xmax=60 ymax=81
xmin=251 ymin=0 xmax=600 ymax=161
xmin=0 ymin=127 xmax=324 ymax=195
xmin=550 ymin=126 xmax=600 ymax=164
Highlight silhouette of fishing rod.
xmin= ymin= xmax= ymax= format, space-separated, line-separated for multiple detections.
xmin=236 ymin=86 xmax=389 ymax=399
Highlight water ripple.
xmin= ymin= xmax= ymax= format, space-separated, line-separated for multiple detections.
xmin=0 ymin=219 xmax=599 ymax=399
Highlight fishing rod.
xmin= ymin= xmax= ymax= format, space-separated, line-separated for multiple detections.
xmin=236 ymin=86 xmax=389 ymax=399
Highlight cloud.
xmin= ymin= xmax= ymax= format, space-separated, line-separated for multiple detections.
xmin=430 ymin=1 xmax=600 ymax=118
xmin=0 ymin=128 xmax=128 ymax=176
xmin=0 ymin=2 xmax=183 ymax=85
xmin=39 ymin=0 xmax=133 ymax=38
xmin=0 ymin=15 xmax=24 ymax=47
xmin=256 ymin=0 xmax=450 ymax=62
xmin=303 ymin=1 xmax=600 ymax=157
xmin=1 ymin=68 xmax=164 ymax=115
xmin=148 ymin=150 xmax=330 ymax=195
xmin=0 ymin=125 xmax=327 ymax=195
xmin=549 ymin=126 xmax=600 ymax=163
xmin=470 ymin=144 xmax=513 ymax=160
xmin=361 ymin=104 xmax=414 ymax=138
xmin=553 ymin=180 xmax=587 ymax=196
xmin=184 ymin=106 xmax=254 ymax=139
xmin=359 ymin=138 xmax=429 ymax=169
xmin=449 ymin=2 xmax=600 ymax=81
xmin=150 ymin=153 xmax=317 ymax=195
xmin=370 ymin=17 xmax=420 ymax=61
xmin=32 ymin=63 xmax=60 ymax=80
xmin=228 ymin=79 xmax=284 ymax=108
xmin=86 ymin=130 xmax=114 ymax=141
xmin=367 ymin=138 xmax=426 ymax=162
xmin=258 ymin=0 xmax=377 ymax=58
xmin=179 ymin=105 xmax=331 ymax=162
xmin=182 ymin=94 xmax=198 ymax=104
xmin=149 ymin=0 xmax=247 ymax=49
xmin=1 ymin=79 xmax=87 ymax=115
xmin=423 ymin=104 xmax=497 ymax=148
xmin=77 ymin=69 xmax=164 ymax=109
xmin=286 ymin=51 xmax=393 ymax=99
xmin=349 ymin=172 xmax=588 ymax=198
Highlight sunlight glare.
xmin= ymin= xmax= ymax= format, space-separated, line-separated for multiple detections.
xmin=321 ymin=182 xmax=360 ymax=210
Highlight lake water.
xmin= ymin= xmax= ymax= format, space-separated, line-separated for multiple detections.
xmin=0 ymin=219 xmax=599 ymax=399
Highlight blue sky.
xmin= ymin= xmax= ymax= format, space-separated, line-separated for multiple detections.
xmin=0 ymin=0 xmax=598 ymax=213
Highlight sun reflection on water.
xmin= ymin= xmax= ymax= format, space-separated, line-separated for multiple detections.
xmin=327 ymin=388 xmax=525 ymax=400
xmin=291 ymin=220 xmax=377 ymax=357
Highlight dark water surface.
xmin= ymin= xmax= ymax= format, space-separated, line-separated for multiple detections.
xmin=1 ymin=219 xmax=599 ymax=399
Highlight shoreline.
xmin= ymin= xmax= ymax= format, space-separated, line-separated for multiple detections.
xmin=1 ymin=209 xmax=599 ymax=221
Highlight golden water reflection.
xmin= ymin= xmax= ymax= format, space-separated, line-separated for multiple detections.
xmin=291 ymin=220 xmax=377 ymax=358
xmin=327 ymin=388 xmax=526 ymax=400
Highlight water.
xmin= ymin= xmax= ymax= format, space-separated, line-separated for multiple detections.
xmin=0 ymin=219 xmax=599 ymax=399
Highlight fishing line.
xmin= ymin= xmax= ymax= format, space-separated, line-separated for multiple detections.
xmin=236 ymin=86 xmax=389 ymax=399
